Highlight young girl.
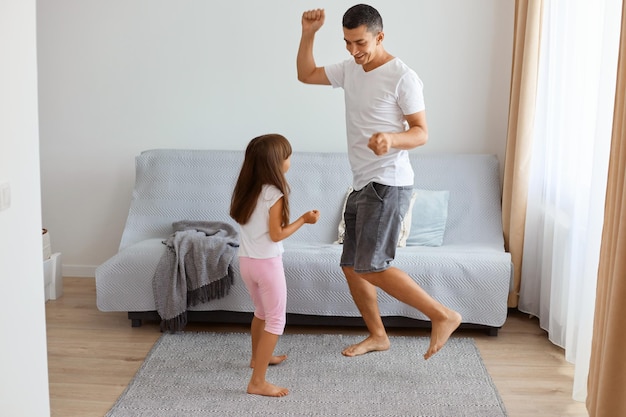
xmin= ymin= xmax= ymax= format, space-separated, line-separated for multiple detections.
xmin=230 ymin=133 xmax=320 ymax=397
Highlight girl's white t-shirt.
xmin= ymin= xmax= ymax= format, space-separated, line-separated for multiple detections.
xmin=324 ymin=57 xmax=425 ymax=190
xmin=237 ymin=184 xmax=284 ymax=259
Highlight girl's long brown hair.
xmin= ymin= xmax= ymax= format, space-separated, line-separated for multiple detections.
xmin=230 ymin=134 xmax=292 ymax=226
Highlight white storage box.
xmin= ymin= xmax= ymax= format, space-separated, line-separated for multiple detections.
xmin=42 ymin=228 xmax=51 ymax=260
xmin=44 ymin=252 xmax=62 ymax=301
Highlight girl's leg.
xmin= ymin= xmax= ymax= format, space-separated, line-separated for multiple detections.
xmin=240 ymin=258 xmax=265 ymax=368
xmin=247 ymin=256 xmax=289 ymax=397
xmin=250 ymin=315 xmax=287 ymax=368
xmin=247 ymin=331 xmax=288 ymax=397
xmin=240 ymin=257 xmax=287 ymax=369
xmin=249 ymin=315 xmax=264 ymax=367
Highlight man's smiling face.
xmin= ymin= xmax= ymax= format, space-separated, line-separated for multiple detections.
xmin=343 ymin=24 xmax=384 ymax=70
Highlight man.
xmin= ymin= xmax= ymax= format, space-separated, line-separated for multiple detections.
xmin=296 ymin=4 xmax=462 ymax=360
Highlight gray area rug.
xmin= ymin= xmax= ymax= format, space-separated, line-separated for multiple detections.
xmin=106 ymin=332 xmax=507 ymax=417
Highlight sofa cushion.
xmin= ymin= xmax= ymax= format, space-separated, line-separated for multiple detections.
xmin=398 ymin=190 xmax=418 ymax=247
xmin=334 ymin=187 xmax=352 ymax=245
xmin=406 ymin=189 xmax=450 ymax=247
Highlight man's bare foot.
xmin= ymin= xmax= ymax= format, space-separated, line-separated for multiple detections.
xmin=342 ymin=335 xmax=390 ymax=357
xmin=424 ymin=309 xmax=462 ymax=360
xmin=247 ymin=381 xmax=289 ymax=397
xmin=250 ymin=354 xmax=287 ymax=368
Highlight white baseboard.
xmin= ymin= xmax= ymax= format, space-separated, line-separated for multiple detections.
xmin=62 ymin=264 xmax=97 ymax=278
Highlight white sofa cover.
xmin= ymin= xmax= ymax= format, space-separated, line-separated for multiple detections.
xmin=95 ymin=149 xmax=512 ymax=334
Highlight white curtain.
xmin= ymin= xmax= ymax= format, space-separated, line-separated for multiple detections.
xmin=518 ymin=0 xmax=622 ymax=402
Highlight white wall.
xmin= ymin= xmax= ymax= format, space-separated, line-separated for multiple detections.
xmin=37 ymin=0 xmax=514 ymax=276
xmin=0 ymin=1 xmax=51 ymax=415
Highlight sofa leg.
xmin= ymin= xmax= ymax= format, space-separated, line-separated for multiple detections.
xmin=128 ymin=311 xmax=161 ymax=327
xmin=486 ymin=327 xmax=499 ymax=336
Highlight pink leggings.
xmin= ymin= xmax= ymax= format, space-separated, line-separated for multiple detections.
xmin=238 ymin=256 xmax=287 ymax=335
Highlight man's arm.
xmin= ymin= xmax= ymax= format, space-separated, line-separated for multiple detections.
xmin=367 ymin=111 xmax=429 ymax=155
xmin=297 ymin=9 xmax=331 ymax=85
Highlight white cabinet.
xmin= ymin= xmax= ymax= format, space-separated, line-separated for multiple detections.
xmin=43 ymin=252 xmax=62 ymax=301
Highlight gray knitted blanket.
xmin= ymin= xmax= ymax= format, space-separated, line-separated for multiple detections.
xmin=153 ymin=220 xmax=239 ymax=332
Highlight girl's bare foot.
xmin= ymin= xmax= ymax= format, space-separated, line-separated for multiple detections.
xmin=250 ymin=354 xmax=287 ymax=368
xmin=247 ymin=381 xmax=289 ymax=397
xmin=342 ymin=335 xmax=390 ymax=357
xmin=424 ymin=309 xmax=462 ymax=360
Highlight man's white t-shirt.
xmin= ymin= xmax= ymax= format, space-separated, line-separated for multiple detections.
xmin=324 ymin=57 xmax=425 ymax=190
xmin=237 ymin=184 xmax=284 ymax=259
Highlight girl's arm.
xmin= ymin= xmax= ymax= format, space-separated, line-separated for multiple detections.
xmin=268 ymin=197 xmax=320 ymax=242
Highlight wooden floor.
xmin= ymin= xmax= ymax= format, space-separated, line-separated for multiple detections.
xmin=46 ymin=278 xmax=589 ymax=417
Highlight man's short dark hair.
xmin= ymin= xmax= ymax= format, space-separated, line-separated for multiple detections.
xmin=342 ymin=4 xmax=383 ymax=33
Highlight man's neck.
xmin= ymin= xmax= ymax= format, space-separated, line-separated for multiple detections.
xmin=362 ymin=49 xmax=394 ymax=72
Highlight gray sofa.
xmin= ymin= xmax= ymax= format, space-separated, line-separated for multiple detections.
xmin=95 ymin=149 xmax=511 ymax=335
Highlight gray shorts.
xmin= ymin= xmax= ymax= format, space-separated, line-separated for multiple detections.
xmin=340 ymin=182 xmax=413 ymax=273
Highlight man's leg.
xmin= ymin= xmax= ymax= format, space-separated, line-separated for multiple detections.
xmin=339 ymin=183 xmax=460 ymax=358
xmin=362 ymin=266 xmax=462 ymax=360
xmin=341 ymin=266 xmax=390 ymax=357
